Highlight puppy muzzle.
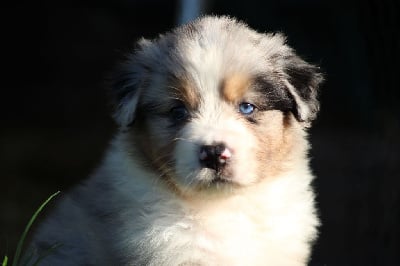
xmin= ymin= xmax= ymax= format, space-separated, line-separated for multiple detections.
xmin=199 ymin=143 xmax=232 ymax=172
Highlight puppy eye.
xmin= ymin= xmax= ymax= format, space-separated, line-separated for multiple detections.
xmin=170 ymin=105 xmax=189 ymax=121
xmin=238 ymin=102 xmax=256 ymax=115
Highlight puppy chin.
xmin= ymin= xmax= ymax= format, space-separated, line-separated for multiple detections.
xmin=184 ymin=168 xmax=236 ymax=189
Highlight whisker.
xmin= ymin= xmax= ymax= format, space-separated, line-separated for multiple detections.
xmin=173 ymin=137 xmax=197 ymax=143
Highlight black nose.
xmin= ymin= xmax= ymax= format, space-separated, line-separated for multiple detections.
xmin=199 ymin=143 xmax=231 ymax=171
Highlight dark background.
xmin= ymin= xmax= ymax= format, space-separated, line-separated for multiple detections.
xmin=0 ymin=1 xmax=399 ymax=265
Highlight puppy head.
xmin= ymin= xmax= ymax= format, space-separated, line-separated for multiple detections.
xmin=111 ymin=16 xmax=323 ymax=194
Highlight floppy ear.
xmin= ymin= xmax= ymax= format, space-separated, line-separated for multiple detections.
xmin=110 ymin=38 xmax=153 ymax=128
xmin=283 ymin=54 xmax=323 ymax=125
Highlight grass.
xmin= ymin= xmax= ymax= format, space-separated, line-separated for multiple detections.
xmin=2 ymin=191 xmax=60 ymax=266
xmin=2 ymin=256 xmax=8 ymax=266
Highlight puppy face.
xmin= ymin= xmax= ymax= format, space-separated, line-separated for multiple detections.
xmin=112 ymin=16 xmax=322 ymax=194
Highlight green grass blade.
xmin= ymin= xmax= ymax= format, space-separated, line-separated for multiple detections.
xmin=2 ymin=255 xmax=8 ymax=266
xmin=11 ymin=191 xmax=60 ymax=266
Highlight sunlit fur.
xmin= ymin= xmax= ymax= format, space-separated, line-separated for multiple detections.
xmin=27 ymin=16 xmax=323 ymax=265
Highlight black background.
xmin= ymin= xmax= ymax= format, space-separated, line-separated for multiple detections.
xmin=0 ymin=1 xmax=399 ymax=265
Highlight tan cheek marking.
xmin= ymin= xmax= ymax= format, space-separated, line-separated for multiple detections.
xmin=253 ymin=111 xmax=300 ymax=179
xmin=222 ymin=74 xmax=251 ymax=102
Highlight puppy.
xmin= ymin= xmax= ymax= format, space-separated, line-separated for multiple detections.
xmin=27 ymin=16 xmax=323 ymax=266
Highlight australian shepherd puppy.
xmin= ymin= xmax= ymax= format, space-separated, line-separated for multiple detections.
xmin=27 ymin=16 xmax=323 ymax=266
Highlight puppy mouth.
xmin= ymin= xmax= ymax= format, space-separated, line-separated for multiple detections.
xmin=210 ymin=175 xmax=230 ymax=184
xmin=202 ymin=169 xmax=237 ymax=188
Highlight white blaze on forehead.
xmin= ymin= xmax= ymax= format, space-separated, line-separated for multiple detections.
xmin=185 ymin=42 xmax=223 ymax=100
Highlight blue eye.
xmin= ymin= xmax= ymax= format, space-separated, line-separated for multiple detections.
xmin=238 ymin=102 xmax=256 ymax=115
xmin=170 ymin=105 xmax=189 ymax=121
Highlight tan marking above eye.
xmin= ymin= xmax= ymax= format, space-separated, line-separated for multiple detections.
xmin=221 ymin=74 xmax=251 ymax=103
xmin=169 ymin=76 xmax=199 ymax=109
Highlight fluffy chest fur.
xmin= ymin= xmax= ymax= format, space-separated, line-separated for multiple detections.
xmin=98 ymin=143 xmax=317 ymax=266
